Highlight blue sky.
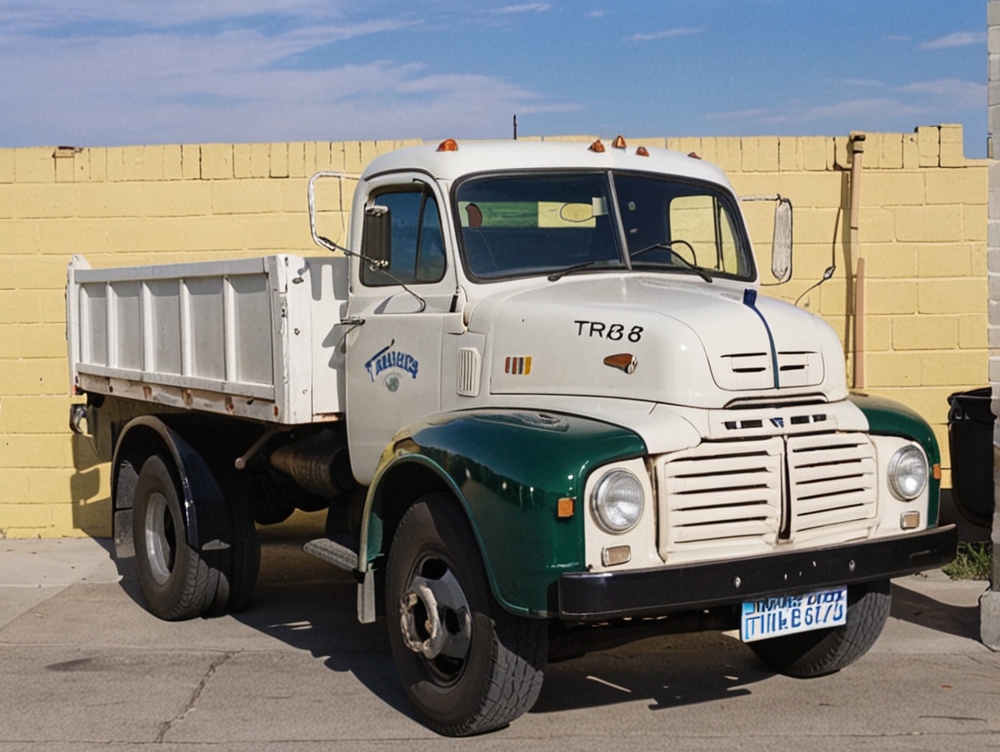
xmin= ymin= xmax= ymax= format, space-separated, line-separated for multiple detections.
xmin=0 ymin=1 xmax=989 ymax=156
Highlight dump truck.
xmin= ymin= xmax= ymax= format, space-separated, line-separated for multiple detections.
xmin=67 ymin=136 xmax=956 ymax=736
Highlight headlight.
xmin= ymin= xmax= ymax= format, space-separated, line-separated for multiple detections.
xmin=888 ymin=445 xmax=928 ymax=501
xmin=591 ymin=469 xmax=644 ymax=533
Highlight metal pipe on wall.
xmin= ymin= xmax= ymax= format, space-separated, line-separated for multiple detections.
xmin=849 ymin=132 xmax=866 ymax=389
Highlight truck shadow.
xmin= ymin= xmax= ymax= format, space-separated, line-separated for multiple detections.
xmin=889 ymin=580 xmax=982 ymax=641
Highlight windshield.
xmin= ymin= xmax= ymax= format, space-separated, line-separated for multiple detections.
xmin=454 ymin=170 xmax=754 ymax=282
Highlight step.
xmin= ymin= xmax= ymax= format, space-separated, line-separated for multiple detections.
xmin=303 ymin=535 xmax=359 ymax=572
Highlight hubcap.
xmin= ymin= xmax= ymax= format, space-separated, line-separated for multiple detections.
xmin=400 ymin=562 xmax=472 ymax=671
xmin=144 ymin=492 xmax=176 ymax=585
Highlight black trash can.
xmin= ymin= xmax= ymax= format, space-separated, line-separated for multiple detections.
xmin=947 ymin=387 xmax=995 ymax=526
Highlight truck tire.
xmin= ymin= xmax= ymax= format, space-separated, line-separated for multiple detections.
xmin=211 ymin=487 xmax=260 ymax=614
xmin=385 ymin=494 xmax=547 ymax=736
xmin=747 ymin=578 xmax=891 ymax=678
xmin=132 ymin=454 xmax=220 ymax=620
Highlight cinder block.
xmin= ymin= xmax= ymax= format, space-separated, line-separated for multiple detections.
xmin=243 ymin=214 xmax=313 ymax=251
xmin=925 ymin=166 xmax=987 ymax=206
xmin=1 ymin=221 xmax=40 ymax=253
xmin=343 ymin=142 xmax=364 ymax=174
xmin=142 ymin=181 xmax=212 ymax=217
xmin=212 ymin=179 xmax=284 ymax=215
xmin=269 ymin=143 xmax=289 ymax=178
xmin=106 ymin=218 xmax=185 ymax=253
xmin=0 ymin=396 xmax=71 ymax=434
xmin=891 ymin=315 xmax=958 ymax=350
xmin=893 ymin=205 xmax=963 ymax=242
xmin=981 ymin=590 xmax=1000 ymax=651
xmin=181 ymin=145 xmax=201 ymax=180
xmin=834 ymin=137 xmax=851 ymax=170
xmin=0 ymin=149 xmax=13 ymax=182
xmin=55 ymin=153 xmax=75 ymax=183
xmin=0 ymin=185 xmax=12 ymax=220
xmin=972 ymin=244 xmax=988 ymax=275
xmin=359 ymin=142 xmax=378 ymax=172
xmin=0 ymin=469 xmax=31 ymax=500
xmin=864 ymin=315 xmax=891 ymax=351
xmin=0 ymin=290 xmax=41 ymax=323
xmin=740 ymin=138 xmax=759 ymax=172
xmin=202 ymin=144 xmax=233 ymax=180
xmin=27 ymin=466 xmax=79 ymax=498
xmin=0 ymin=324 xmax=66 ymax=358
xmin=14 ymin=148 xmax=54 ymax=183
xmin=233 ymin=143 xmax=253 ymax=178
xmin=39 ymin=219 xmax=108 ymax=255
xmin=75 ymin=182 xmax=143 ymax=218
xmin=860 ymin=135 xmax=880 ymax=170
xmin=246 ymin=143 xmax=268 ymax=178
xmin=965 ymin=204 xmax=988 ymax=242
xmin=106 ymin=148 xmax=125 ymax=182
xmin=123 ymin=145 xmax=164 ymax=181
xmin=0 ymin=358 xmax=68 ymax=395
xmin=865 ymin=351 xmax=926 ymax=387
xmin=918 ymin=278 xmax=988 ymax=314
xmin=288 ymin=142 xmax=306 ymax=178
xmin=863 ymin=172 xmax=925 ymax=206
xmin=5 ymin=256 xmax=65 ymax=293
xmin=877 ymin=133 xmax=904 ymax=170
xmin=182 ymin=215 xmax=247 ymax=251
xmin=0 ymin=504 xmax=53 ymax=533
xmin=959 ymin=314 xmax=989 ymax=349
xmin=778 ymin=137 xmax=800 ymax=172
xmin=917 ymin=243 xmax=973 ymax=277
xmin=816 ymin=278 xmax=848 ymax=316
xmin=303 ymin=142 xmax=317 ymax=175
xmin=281 ymin=179 xmax=309 ymax=214
xmin=864 ymin=279 xmax=918 ymax=315
xmin=792 ymin=207 xmax=845 ymax=244
xmin=799 ymin=137 xmax=829 ymax=171
xmin=917 ymin=126 xmax=940 ymax=167
xmin=14 ymin=184 xmax=74 ymax=219
xmin=863 ymin=244 xmax=917 ymax=278
xmin=88 ymin=148 xmax=107 ymax=182
xmin=0 ymin=435 xmax=73 ymax=468
xmin=72 ymin=150 xmax=90 ymax=183
xmin=163 ymin=145 xmax=183 ymax=181
xmin=902 ymin=132 xmax=920 ymax=169
xmin=922 ymin=350 xmax=988 ymax=386
xmin=314 ymin=143 xmax=335 ymax=172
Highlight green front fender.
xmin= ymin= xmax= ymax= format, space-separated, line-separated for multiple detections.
xmin=849 ymin=392 xmax=942 ymax=524
xmin=362 ymin=409 xmax=647 ymax=617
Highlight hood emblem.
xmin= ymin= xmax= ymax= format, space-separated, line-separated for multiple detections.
xmin=604 ymin=353 xmax=638 ymax=374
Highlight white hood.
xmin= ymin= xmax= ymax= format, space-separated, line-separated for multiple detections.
xmin=476 ymin=275 xmax=847 ymax=409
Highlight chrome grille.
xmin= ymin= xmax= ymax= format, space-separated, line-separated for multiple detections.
xmin=787 ymin=432 xmax=877 ymax=534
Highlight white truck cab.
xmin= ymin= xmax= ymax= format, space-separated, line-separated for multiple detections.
xmin=67 ymin=137 xmax=955 ymax=736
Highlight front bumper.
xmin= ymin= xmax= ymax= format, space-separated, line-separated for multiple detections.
xmin=559 ymin=524 xmax=957 ymax=621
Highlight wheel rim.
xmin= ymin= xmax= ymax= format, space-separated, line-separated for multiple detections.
xmin=399 ymin=555 xmax=473 ymax=684
xmin=144 ymin=491 xmax=177 ymax=586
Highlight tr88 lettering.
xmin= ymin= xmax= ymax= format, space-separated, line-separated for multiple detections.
xmin=574 ymin=320 xmax=643 ymax=342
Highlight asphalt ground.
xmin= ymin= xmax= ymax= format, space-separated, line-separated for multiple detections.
xmin=1 ymin=510 xmax=998 ymax=752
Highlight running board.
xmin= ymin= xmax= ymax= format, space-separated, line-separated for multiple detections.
xmin=303 ymin=536 xmax=359 ymax=572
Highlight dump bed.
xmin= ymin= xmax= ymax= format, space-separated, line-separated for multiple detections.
xmin=67 ymin=254 xmax=349 ymax=424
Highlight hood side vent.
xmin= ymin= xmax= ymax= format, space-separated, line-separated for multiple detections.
xmin=456 ymin=347 xmax=482 ymax=397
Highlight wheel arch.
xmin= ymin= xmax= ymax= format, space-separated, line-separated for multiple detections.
xmin=112 ymin=415 xmax=229 ymax=559
xmin=361 ymin=409 xmax=647 ymax=618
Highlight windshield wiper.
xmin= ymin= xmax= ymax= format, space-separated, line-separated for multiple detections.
xmin=547 ymin=259 xmax=621 ymax=282
xmin=630 ymin=242 xmax=713 ymax=283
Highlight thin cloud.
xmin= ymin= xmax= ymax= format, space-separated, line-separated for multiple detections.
xmin=626 ymin=27 xmax=704 ymax=42
xmin=491 ymin=3 xmax=551 ymax=13
xmin=585 ymin=10 xmax=608 ymax=19
xmin=920 ymin=31 xmax=986 ymax=50
xmin=900 ymin=78 xmax=986 ymax=108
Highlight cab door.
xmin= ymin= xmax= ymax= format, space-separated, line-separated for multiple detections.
xmin=344 ymin=175 xmax=460 ymax=483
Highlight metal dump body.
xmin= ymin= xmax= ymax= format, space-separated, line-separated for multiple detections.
xmin=67 ymin=254 xmax=349 ymax=424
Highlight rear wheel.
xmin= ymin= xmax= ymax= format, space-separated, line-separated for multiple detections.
xmin=385 ymin=494 xmax=547 ymax=736
xmin=132 ymin=454 xmax=220 ymax=620
xmin=748 ymin=579 xmax=891 ymax=678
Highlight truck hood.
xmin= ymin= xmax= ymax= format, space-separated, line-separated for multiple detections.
xmin=477 ymin=275 xmax=847 ymax=409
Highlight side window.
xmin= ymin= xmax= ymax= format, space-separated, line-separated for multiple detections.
xmin=361 ymin=188 xmax=446 ymax=286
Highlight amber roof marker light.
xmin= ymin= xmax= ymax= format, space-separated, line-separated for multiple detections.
xmin=588 ymin=138 xmax=606 ymax=153
xmin=437 ymin=139 xmax=459 ymax=152
xmin=612 ymin=135 xmax=627 ymax=149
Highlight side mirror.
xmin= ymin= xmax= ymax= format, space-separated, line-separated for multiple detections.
xmin=771 ymin=197 xmax=792 ymax=283
xmin=362 ymin=205 xmax=391 ymax=268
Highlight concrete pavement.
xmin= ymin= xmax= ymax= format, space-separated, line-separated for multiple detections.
xmin=1 ymin=522 xmax=998 ymax=751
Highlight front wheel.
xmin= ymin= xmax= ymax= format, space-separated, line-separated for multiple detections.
xmin=747 ymin=578 xmax=891 ymax=678
xmin=385 ymin=494 xmax=547 ymax=736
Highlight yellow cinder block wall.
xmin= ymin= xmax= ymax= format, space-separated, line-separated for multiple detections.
xmin=0 ymin=127 xmax=988 ymax=537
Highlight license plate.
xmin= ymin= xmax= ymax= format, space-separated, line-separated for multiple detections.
xmin=740 ymin=585 xmax=847 ymax=642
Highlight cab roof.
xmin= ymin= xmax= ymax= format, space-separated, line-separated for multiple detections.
xmin=361 ymin=138 xmax=735 ymax=190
